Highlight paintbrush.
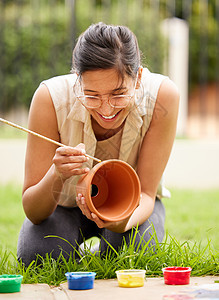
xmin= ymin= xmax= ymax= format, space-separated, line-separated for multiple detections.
xmin=0 ymin=117 xmax=101 ymax=163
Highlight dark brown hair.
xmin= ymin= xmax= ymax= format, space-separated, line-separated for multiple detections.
xmin=72 ymin=22 xmax=141 ymax=80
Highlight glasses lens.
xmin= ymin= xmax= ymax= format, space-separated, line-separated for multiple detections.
xmin=78 ymin=96 xmax=101 ymax=108
xmin=110 ymin=95 xmax=131 ymax=108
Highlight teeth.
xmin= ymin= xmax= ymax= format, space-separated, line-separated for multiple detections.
xmin=101 ymin=114 xmax=116 ymax=119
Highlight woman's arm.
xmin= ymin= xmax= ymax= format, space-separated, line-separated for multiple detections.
xmin=76 ymin=78 xmax=179 ymax=232
xmin=22 ymin=84 xmax=89 ymax=224
xmin=124 ymin=78 xmax=179 ymax=231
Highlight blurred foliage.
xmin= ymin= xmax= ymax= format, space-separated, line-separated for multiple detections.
xmin=188 ymin=0 xmax=218 ymax=87
xmin=0 ymin=1 xmax=72 ymax=110
xmin=0 ymin=0 xmax=218 ymax=111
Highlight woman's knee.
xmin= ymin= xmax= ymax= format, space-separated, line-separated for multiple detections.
xmin=17 ymin=206 xmax=99 ymax=265
xmin=17 ymin=218 xmax=43 ymax=265
xmin=17 ymin=216 xmax=78 ymax=265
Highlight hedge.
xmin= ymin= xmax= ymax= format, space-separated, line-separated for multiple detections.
xmin=0 ymin=0 xmax=218 ymax=111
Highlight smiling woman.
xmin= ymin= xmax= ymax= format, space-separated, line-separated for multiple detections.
xmin=75 ymin=68 xmax=140 ymax=136
xmin=17 ymin=22 xmax=179 ymax=266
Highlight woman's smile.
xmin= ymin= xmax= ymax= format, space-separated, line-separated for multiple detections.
xmin=97 ymin=110 xmax=122 ymax=121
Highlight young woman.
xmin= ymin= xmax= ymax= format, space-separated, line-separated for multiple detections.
xmin=17 ymin=22 xmax=179 ymax=265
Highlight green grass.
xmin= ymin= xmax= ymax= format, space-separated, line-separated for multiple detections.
xmin=0 ymin=183 xmax=219 ymax=284
xmin=164 ymin=188 xmax=219 ymax=250
xmin=0 ymin=228 xmax=218 ymax=285
xmin=0 ymin=184 xmax=25 ymax=254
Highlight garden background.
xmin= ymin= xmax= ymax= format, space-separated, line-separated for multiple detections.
xmin=0 ymin=0 xmax=219 ymax=270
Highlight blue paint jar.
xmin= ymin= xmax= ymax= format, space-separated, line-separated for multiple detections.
xmin=65 ymin=272 xmax=96 ymax=290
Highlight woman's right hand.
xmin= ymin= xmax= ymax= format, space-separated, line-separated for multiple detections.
xmin=52 ymin=143 xmax=90 ymax=181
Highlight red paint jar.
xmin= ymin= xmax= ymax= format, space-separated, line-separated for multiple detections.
xmin=162 ymin=267 xmax=192 ymax=285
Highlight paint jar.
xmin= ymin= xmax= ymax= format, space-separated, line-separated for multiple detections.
xmin=162 ymin=267 xmax=192 ymax=285
xmin=65 ymin=272 xmax=96 ymax=290
xmin=115 ymin=269 xmax=146 ymax=287
xmin=76 ymin=159 xmax=141 ymax=222
xmin=0 ymin=275 xmax=23 ymax=293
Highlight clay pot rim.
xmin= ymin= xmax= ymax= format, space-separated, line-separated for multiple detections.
xmin=77 ymin=159 xmax=141 ymax=222
xmin=86 ymin=159 xmax=140 ymax=188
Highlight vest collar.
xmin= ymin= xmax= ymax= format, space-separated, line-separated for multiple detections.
xmin=119 ymin=106 xmax=143 ymax=162
xmin=66 ymin=97 xmax=146 ymax=164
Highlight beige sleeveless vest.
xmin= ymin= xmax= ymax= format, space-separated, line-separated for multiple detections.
xmin=41 ymin=68 xmax=170 ymax=207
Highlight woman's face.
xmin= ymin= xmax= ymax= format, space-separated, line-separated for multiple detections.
xmin=79 ymin=68 xmax=138 ymax=131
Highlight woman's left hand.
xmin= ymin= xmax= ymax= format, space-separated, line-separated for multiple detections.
xmin=76 ymin=193 xmax=117 ymax=229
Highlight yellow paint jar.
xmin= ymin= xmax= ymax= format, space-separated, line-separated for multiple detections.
xmin=115 ymin=269 xmax=146 ymax=288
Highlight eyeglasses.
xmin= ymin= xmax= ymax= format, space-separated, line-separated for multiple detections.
xmin=73 ymin=75 xmax=138 ymax=109
xmin=77 ymin=94 xmax=134 ymax=109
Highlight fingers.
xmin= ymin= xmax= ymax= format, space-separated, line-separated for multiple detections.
xmin=76 ymin=194 xmax=92 ymax=219
xmin=52 ymin=145 xmax=90 ymax=180
xmin=76 ymin=194 xmax=109 ymax=228
xmin=55 ymin=153 xmax=87 ymax=164
xmin=90 ymin=212 xmax=105 ymax=228
xmin=74 ymin=143 xmax=85 ymax=152
xmin=56 ymin=145 xmax=85 ymax=156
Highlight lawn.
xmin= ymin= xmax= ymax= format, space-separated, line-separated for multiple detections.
xmin=164 ymin=188 xmax=219 ymax=251
xmin=0 ymin=184 xmax=25 ymax=254
xmin=1 ymin=183 xmax=218 ymax=254
xmin=0 ymin=183 xmax=218 ymax=284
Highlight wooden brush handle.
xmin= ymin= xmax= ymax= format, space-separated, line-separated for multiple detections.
xmin=0 ymin=117 xmax=101 ymax=163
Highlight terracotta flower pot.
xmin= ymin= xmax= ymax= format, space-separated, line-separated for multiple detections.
xmin=76 ymin=159 xmax=141 ymax=222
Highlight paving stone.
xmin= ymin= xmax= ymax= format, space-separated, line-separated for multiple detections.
xmin=0 ymin=276 xmax=218 ymax=300
xmin=60 ymin=276 xmax=219 ymax=300
xmin=0 ymin=283 xmax=65 ymax=299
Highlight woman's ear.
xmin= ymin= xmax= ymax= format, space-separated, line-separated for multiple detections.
xmin=136 ymin=66 xmax=143 ymax=89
